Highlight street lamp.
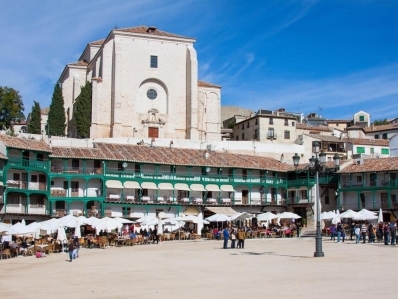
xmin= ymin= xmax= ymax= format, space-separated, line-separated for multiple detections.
xmin=292 ymin=141 xmax=340 ymax=258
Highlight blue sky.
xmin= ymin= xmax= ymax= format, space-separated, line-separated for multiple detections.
xmin=1 ymin=0 xmax=397 ymax=121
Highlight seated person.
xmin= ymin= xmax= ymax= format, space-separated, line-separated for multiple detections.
xmin=35 ymin=249 xmax=46 ymax=258
xmin=164 ymin=228 xmax=170 ymax=233
xmin=129 ymin=231 xmax=137 ymax=239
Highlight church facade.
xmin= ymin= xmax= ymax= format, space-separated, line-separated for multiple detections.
xmin=59 ymin=26 xmax=221 ymax=141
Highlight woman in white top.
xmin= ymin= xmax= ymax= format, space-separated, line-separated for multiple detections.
xmin=354 ymin=225 xmax=361 ymax=244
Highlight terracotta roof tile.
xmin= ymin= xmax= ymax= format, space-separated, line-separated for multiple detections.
xmin=89 ymin=39 xmax=105 ymax=46
xmin=69 ymin=60 xmax=88 ymax=67
xmin=364 ymin=123 xmax=398 ymax=133
xmin=343 ymin=138 xmax=389 ymax=146
xmin=325 ymin=119 xmax=352 ymax=123
xmin=305 ymin=134 xmax=345 ymax=142
xmin=116 ymin=26 xmax=194 ymax=40
xmin=346 ymin=125 xmax=364 ymax=130
xmin=296 ymin=124 xmax=332 ymax=132
xmin=338 ymin=157 xmax=398 ymax=173
xmin=93 ymin=143 xmax=290 ymax=172
xmin=198 ymin=80 xmax=221 ymax=88
xmin=0 ymin=135 xmax=52 ymax=153
xmin=41 ymin=107 xmax=50 ymax=115
xmin=50 ymin=147 xmax=105 ymax=160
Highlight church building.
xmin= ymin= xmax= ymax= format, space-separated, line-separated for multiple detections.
xmin=59 ymin=26 xmax=221 ymax=141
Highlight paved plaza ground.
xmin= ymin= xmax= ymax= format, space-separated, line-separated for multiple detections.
xmin=0 ymin=237 xmax=396 ymax=298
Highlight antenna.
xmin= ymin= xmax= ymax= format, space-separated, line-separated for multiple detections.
xmin=318 ymin=105 xmax=323 ymax=117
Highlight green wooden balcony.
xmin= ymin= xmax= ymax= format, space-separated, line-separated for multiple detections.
xmin=7 ymin=158 xmax=48 ymax=170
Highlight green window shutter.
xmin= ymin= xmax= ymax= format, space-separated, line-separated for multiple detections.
xmin=381 ymin=148 xmax=389 ymax=155
xmin=357 ymin=147 xmax=365 ymax=154
xmin=359 ymin=115 xmax=365 ymax=121
xmin=370 ymin=148 xmax=374 ymax=154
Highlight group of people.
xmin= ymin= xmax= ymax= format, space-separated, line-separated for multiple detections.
xmin=217 ymin=227 xmax=247 ymax=249
xmin=329 ymin=221 xmax=398 ymax=245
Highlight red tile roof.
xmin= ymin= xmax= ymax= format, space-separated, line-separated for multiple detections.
xmin=344 ymin=138 xmax=389 ymax=146
xmin=115 ymin=26 xmax=194 ymax=40
xmin=92 ymin=143 xmax=290 ymax=172
xmin=50 ymin=147 xmax=105 ymax=160
xmin=306 ymin=134 xmax=344 ymax=142
xmin=68 ymin=60 xmax=88 ymax=67
xmin=338 ymin=157 xmax=398 ymax=173
xmin=198 ymin=80 xmax=221 ymax=88
xmin=296 ymin=124 xmax=332 ymax=132
xmin=0 ymin=135 xmax=52 ymax=153
xmin=364 ymin=123 xmax=398 ymax=133
xmin=89 ymin=39 xmax=105 ymax=46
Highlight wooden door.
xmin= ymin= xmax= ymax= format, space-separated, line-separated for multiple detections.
xmin=242 ymin=190 xmax=248 ymax=205
xmin=148 ymin=127 xmax=159 ymax=138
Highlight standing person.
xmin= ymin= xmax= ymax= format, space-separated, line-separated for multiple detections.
xmin=390 ymin=222 xmax=396 ymax=245
xmin=223 ymin=227 xmax=229 ymax=249
xmin=336 ymin=223 xmax=343 ymax=243
xmin=384 ymin=222 xmax=390 ymax=245
xmin=368 ymin=223 xmax=375 ymax=243
xmin=361 ymin=222 xmax=368 ymax=244
xmin=377 ymin=222 xmax=384 ymax=243
xmin=330 ymin=224 xmax=337 ymax=241
xmin=296 ymin=221 xmax=301 ymax=237
xmin=350 ymin=222 xmax=356 ymax=240
xmin=153 ymin=226 xmax=159 ymax=244
xmin=230 ymin=229 xmax=237 ymax=249
xmin=68 ymin=240 xmax=76 ymax=262
xmin=355 ymin=225 xmax=361 ymax=244
xmin=237 ymin=228 xmax=246 ymax=249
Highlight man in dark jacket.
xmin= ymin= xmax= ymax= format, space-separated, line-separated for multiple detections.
xmin=390 ymin=223 xmax=397 ymax=245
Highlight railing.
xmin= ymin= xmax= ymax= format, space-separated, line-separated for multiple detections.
xmin=8 ymin=158 xmax=48 ymax=170
xmin=50 ymin=166 xmax=103 ymax=175
xmin=7 ymin=180 xmax=47 ymax=191
xmin=286 ymin=196 xmax=313 ymax=204
xmin=50 ymin=188 xmax=103 ymax=198
xmin=341 ymin=179 xmax=398 ymax=188
xmin=106 ymin=171 xmax=287 ymax=185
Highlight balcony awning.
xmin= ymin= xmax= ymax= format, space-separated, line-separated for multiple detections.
xmin=205 ymin=206 xmax=238 ymax=217
xmin=205 ymin=184 xmax=221 ymax=192
xmin=220 ymin=185 xmax=235 ymax=192
xmin=106 ymin=180 xmax=124 ymax=189
xmin=175 ymin=183 xmax=190 ymax=191
xmin=141 ymin=182 xmax=158 ymax=190
xmin=123 ymin=181 xmax=140 ymax=189
xmin=190 ymin=184 xmax=206 ymax=192
xmin=158 ymin=183 xmax=174 ymax=190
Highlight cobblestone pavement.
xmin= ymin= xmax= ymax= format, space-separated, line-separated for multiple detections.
xmin=0 ymin=237 xmax=396 ymax=299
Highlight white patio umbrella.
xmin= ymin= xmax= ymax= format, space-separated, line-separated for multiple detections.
xmin=257 ymin=212 xmax=278 ymax=221
xmin=174 ymin=215 xmax=210 ymax=224
xmin=338 ymin=209 xmax=363 ymax=219
xmin=92 ymin=218 xmax=122 ymax=234
xmin=359 ymin=209 xmax=377 ymax=215
xmin=321 ymin=211 xmax=337 ymax=220
xmin=157 ymin=217 xmax=163 ymax=235
xmin=278 ymin=212 xmax=301 ymax=219
xmin=357 ymin=209 xmax=378 ymax=220
xmin=136 ymin=215 xmax=158 ymax=225
xmin=113 ymin=217 xmax=134 ymax=224
xmin=230 ymin=212 xmax=250 ymax=222
xmin=332 ymin=210 xmax=341 ymax=224
xmin=57 ymin=226 xmax=67 ymax=254
xmin=9 ymin=222 xmax=36 ymax=235
xmin=74 ymin=220 xmax=82 ymax=238
xmin=205 ymin=214 xmax=231 ymax=222
xmin=85 ymin=216 xmax=101 ymax=226
xmin=378 ymin=208 xmax=383 ymax=223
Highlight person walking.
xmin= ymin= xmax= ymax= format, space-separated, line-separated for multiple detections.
xmin=377 ymin=222 xmax=384 ymax=243
xmin=368 ymin=223 xmax=375 ymax=243
xmin=73 ymin=236 xmax=80 ymax=258
xmin=384 ymin=222 xmax=390 ymax=245
xmin=153 ymin=226 xmax=159 ymax=244
xmin=361 ymin=222 xmax=368 ymax=244
xmin=390 ymin=222 xmax=396 ymax=245
xmin=223 ymin=228 xmax=230 ymax=249
xmin=68 ymin=240 xmax=76 ymax=262
xmin=355 ymin=225 xmax=361 ymax=244
xmin=237 ymin=228 xmax=246 ymax=249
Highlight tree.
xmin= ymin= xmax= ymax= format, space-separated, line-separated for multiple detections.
xmin=373 ymin=118 xmax=388 ymax=126
xmin=27 ymin=101 xmax=42 ymax=134
xmin=0 ymin=86 xmax=25 ymax=130
xmin=47 ymin=83 xmax=66 ymax=136
xmin=73 ymin=81 xmax=92 ymax=138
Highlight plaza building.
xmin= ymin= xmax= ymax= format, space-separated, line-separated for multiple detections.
xmin=59 ymin=26 xmax=221 ymax=141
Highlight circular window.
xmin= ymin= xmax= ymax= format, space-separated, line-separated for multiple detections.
xmin=147 ymin=89 xmax=157 ymax=100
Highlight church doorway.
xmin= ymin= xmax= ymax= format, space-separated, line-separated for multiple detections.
xmin=148 ymin=127 xmax=159 ymax=138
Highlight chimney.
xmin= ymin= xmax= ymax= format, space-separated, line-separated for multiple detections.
xmin=147 ymin=26 xmax=157 ymax=33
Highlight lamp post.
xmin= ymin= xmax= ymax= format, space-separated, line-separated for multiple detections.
xmin=292 ymin=141 xmax=340 ymax=258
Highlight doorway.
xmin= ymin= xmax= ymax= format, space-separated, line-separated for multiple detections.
xmin=242 ymin=190 xmax=248 ymax=204
xmin=148 ymin=127 xmax=159 ymax=138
